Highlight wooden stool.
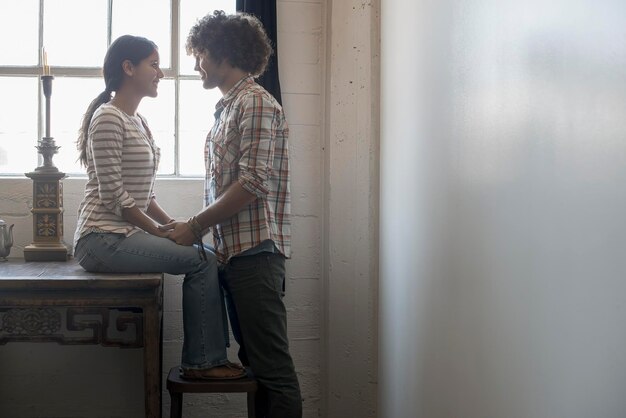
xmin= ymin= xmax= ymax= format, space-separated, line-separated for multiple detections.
xmin=166 ymin=366 xmax=258 ymax=418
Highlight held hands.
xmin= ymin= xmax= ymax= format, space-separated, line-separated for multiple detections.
xmin=146 ymin=221 xmax=171 ymax=239
xmin=152 ymin=226 xmax=172 ymax=239
xmin=159 ymin=221 xmax=196 ymax=246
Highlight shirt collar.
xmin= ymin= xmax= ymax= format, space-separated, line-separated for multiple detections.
xmin=216 ymin=75 xmax=254 ymax=111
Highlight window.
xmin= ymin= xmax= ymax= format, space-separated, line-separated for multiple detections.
xmin=0 ymin=0 xmax=235 ymax=177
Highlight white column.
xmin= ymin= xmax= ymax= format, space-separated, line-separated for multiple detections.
xmin=324 ymin=0 xmax=380 ymax=416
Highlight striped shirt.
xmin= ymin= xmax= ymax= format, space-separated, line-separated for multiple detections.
xmin=205 ymin=76 xmax=291 ymax=264
xmin=73 ymin=103 xmax=160 ymax=250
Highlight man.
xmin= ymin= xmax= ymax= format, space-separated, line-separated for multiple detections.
xmin=163 ymin=10 xmax=302 ymax=418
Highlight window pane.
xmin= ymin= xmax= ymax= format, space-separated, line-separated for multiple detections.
xmin=179 ymin=0 xmax=236 ymax=75
xmin=179 ymin=79 xmax=222 ymax=176
xmin=43 ymin=78 xmax=174 ymax=176
xmin=139 ymin=79 xmax=175 ymax=175
xmin=0 ymin=0 xmax=38 ymax=66
xmin=0 ymin=77 xmax=38 ymax=174
xmin=44 ymin=0 xmax=108 ymax=68
xmin=50 ymin=77 xmax=106 ymax=174
xmin=112 ymin=0 xmax=171 ymax=68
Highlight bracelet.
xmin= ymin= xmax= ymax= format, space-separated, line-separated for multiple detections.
xmin=187 ymin=216 xmax=204 ymax=240
xmin=188 ymin=216 xmax=203 ymax=233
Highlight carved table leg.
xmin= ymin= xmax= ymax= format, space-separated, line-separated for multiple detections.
xmin=144 ymin=304 xmax=161 ymax=418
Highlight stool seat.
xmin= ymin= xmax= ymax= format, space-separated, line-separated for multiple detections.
xmin=166 ymin=366 xmax=258 ymax=417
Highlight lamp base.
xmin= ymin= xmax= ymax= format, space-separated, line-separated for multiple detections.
xmin=23 ymin=243 xmax=69 ymax=261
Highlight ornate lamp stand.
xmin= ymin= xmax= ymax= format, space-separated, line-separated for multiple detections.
xmin=23 ymin=75 xmax=69 ymax=261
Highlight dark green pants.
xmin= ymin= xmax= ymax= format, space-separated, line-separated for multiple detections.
xmin=219 ymin=252 xmax=302 ymax=418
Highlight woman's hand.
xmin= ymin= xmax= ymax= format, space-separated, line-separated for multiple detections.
xmin=150 ymin=225 xmax=172 ymax=239
xmin=122 ymin=206 xmax=172 ymax=239
xmin=159 ymin=221 xmax=196 ymax=246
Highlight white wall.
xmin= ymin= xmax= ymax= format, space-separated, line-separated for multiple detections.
xmin=380 ymin=1 xmax=626 ymax=417
xmin=0 ymin=1 xmax=325 ymax=416
xmin=323 ymin=0 xmax=379 ymax=417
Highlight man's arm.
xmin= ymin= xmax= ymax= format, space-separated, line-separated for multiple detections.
xmin=196 ymin=181 xmax=257 ymax=228
xmin=162 ymin=181 xmax=257 ymax=246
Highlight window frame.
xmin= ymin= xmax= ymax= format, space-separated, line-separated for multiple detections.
xmin=0 ymin=0 xmax=208 ymax=178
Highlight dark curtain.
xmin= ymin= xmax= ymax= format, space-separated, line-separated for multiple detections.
xmin=236 ymin=0 xmax=282 ymax=105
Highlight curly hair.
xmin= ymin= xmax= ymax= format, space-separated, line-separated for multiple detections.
xmin=185 ymin=10 xmax=273 ymax=77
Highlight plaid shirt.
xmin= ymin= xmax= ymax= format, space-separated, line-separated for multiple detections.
xmin=204 ymin=76 xmax=291 ymax=264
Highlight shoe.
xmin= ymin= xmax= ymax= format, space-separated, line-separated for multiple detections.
xmin=226 ymin=361 xmax=246 ymax=371
xmin=180 ymin=363 xmax=247 ymax=380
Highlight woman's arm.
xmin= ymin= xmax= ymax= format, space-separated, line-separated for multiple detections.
xmin=90 ymin=112 xmax=138 ymax=217
xmin=146 ymin=196 xmax=175 ymax=225
xmin=122 ymin=205 xmax=170 ymax=238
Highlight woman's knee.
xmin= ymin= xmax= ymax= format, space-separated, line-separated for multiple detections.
xmin=194 ymin=245 xmax=218 ymax=271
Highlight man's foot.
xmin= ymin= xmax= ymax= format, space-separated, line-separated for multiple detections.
xmin=180 ymin=363 xmax=246 ymax=380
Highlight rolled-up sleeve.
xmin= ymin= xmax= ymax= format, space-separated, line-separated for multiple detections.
xmin=89 ymin=112 xmax=136 ymax=216
xmin=237 ymin=93 xmax=278 ymax=197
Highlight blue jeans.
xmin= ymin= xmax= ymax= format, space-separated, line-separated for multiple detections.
xmin=75 ymin=232 xmax=229 ymax=369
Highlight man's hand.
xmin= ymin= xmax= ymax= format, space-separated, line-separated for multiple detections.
xmin=159 ymin=221 xmax=196 ymax=246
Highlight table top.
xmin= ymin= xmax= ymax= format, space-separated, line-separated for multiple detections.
xmin=0 ymin=257 xmax=162 ymax=290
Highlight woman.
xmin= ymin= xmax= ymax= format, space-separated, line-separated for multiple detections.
xmin=73 ymin=35 xmax=244 ymax=380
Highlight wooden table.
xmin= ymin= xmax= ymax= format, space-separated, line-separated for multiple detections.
xmin=0 ymin=258 xmax=163 ymax=418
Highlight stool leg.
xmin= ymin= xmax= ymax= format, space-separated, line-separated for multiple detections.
xmin=247 ymin=391 xmax=256 ymax=418
xmin=170 ymin=392 xmax=183 ymax=418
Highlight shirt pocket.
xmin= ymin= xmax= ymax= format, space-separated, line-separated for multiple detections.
xmin=211 ymin=124 xmax=240 ymax=176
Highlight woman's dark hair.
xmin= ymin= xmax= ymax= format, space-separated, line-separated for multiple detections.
xmin=76 ymin=35 xmax=157 ymax=167
xmin=185 ymin=10 xmax=273 ymax=78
